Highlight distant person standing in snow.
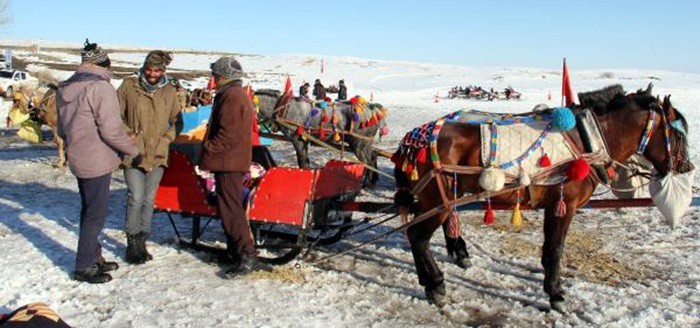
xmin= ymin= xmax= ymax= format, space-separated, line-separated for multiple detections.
xmin=337 ymin=79 xmax=347 ymax=101
xmin=56 ymin=40 xmax=138 ymax=283
xmin=200 ymin=56 xmax=272 ymax=277
xmin=299 ymin=82 xmax=310 ymax=99
xmin=117 ymin=50 xmax=182 ymax=265
xmin=312 ymin=79 xmax=326 ymax=100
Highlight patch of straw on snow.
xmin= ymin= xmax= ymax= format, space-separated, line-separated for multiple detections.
xmin=243 ymin=267 xmax=306 ymax=283
xmin=499 ymin=230 xmax=660 ymax=285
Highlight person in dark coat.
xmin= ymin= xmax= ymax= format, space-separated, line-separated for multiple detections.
xmin=199 ymin=56 xmax=272 ymax=277
xmin=298 ymin=82 xmax=310 ymax=99
xmin=312 ymin=79 xmax=326 ymax=100
xmin=337 ymin=79 xmax=347 ymax=101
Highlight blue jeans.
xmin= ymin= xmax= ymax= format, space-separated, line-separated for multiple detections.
xmin=124 ymin=167 xmax=164 ymax=236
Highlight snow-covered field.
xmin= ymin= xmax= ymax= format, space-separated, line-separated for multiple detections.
xmin=1 ymin=41 xmax=699 ymax=327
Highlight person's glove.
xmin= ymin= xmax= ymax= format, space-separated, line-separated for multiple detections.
xmin=132 ymin=154 xmax=143 ymax=167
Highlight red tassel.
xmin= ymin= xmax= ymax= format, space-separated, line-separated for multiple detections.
xmin=416 ymin=148 xmax=427 ymax=164
xmin=567 ymin=158 xmax=591 ymax=182
xmin=321 ymin=114 xmax=330 ymax=123
xmin=555 ymin=182 xmax=567 ymax=217
xmin=607 ymin=166 xmax=616 ymax=180
xmin=483 ymin=200 xmax=495 ymax=225
xmin=319 ymin=129 xmax=326 ymax=139
xmin=555 ymin=200 xmax=567 ymax=217
xmin=405 ymin=162 xmax=415 ymax=174
xmin=539 ymin=153 xmax=552 ymax=167
xmin=350 ymin=97 xmax=359 ymax=105
xmin=369 ymin=116 xmax=378 ymax=126
xmin=360 ymin=122 xmax=366 ymax=129
xmin=324 ymin=97 xmax=332 ymax=103
xmin=296 ymin=126 xmax=305 ymax=136
xmin=447 ymin=212 xmax=461 ymax=238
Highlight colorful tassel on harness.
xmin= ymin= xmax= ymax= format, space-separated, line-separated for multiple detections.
xmin=410 ymin=168 xmax=419 ymax=181
xmin=555 ymin=183 xmax=567 ymax=217
xmin=296 ymin=125 xmax=305 ymax=136
xmin=447 ymin=211 xmax=461 ymax=238
xmin=416 ymin=148 xmax=428 ymax=164
xmin=539 ymin=153 xmax=552 ymax=167
xmin=511 ymin=190 xmax=522 ymax=227
xmin=334 ymin=131 xmax=341 ymax=142
xmin=321 ymin=114 xmax=330 ymax=123
xmin=483 ymin=198 xmax=495 ymax=225
xmin=567 ymin=158 xmax=591 ymax=182
xmin=319 ymin=128 xmax=326 ymax=139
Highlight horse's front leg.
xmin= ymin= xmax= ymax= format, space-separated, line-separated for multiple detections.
xmin=53 ymin=128 xmax=66 ymax=168
xmin=407 ymin=213 xmax=448 ymax=307
xmin=286 ymin=132 xmax=310 ymax=169
xmin=541 ymin=203 xmax=575 ymax=312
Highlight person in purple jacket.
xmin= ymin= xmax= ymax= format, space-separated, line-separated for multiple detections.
xmin=56 ymin=40 xmax=138 ymax=284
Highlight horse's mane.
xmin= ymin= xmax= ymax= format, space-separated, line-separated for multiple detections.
xmin=577 ymin=84 xmax=624 ymax=115
xmin=255 ymin=89 xmax=281 ymax=98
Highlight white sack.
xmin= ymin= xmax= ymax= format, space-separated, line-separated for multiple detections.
xmin=649 ymin=168 xmax=695 ymax=228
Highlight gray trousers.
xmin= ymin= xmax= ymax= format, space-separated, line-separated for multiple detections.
xmin=124 ymin=167 xmax=164 ymax=236
xmin=76 ymin=173 xmax=112 ymax=271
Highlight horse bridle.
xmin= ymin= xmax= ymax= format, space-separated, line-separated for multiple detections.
xmin=635 ymin=105 xmax=677 ymax=174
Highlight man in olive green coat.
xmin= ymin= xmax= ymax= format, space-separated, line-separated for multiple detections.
xmin=117 ymin=50 xmax=182 ymax=264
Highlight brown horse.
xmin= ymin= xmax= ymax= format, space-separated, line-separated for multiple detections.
xmin=34 ymin=85 xmax=66 ymax=167
xmin=394 ymin=85 xmax=691 ymax=311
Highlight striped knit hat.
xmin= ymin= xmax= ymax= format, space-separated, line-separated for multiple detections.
xmin=81 ymin=39 xmax=110 ymax=66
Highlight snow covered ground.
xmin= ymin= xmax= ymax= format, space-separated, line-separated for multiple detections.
xmin=1 ymin=41 xmax=699 ymax=327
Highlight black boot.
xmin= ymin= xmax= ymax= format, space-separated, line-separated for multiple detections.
xmin=96 ymin=256 xmax=119 ymax=273
xmin=139 ymin=232 xmax=153 ymax=262
xmin=218 ymin=234 xmax=241 ymax=265
xmin=126 ymin=233 xmax=146 ymax=264
xmin=74 ymin=263 xmax=112 ymax=284
xmin=224 ymin=256 xmax=273 ymax=279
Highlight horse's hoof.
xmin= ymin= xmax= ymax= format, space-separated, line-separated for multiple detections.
xmin=455 ymin=256 xmax=472 ymax=269
xmin=550 ymin=296 xmax=566 ymax=313
xmin=425 ymin=285 xmax=447 ymax=308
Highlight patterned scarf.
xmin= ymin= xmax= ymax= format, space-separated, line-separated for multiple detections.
xmin=137 ymin=69 xmax=169 ymax=93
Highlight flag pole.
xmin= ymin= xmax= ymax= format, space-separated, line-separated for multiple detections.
xmin=561 ymin=58 xmax=566 ymax=107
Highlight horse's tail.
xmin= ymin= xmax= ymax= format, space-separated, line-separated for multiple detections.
xmin=392 ymin=149 xmax=414 ymax=222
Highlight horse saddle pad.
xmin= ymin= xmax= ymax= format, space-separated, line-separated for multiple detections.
xmin=479 ymin=120 xmax=576 ymax=181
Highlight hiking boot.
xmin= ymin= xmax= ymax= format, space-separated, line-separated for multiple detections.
xmin=126 ymin=234 xmax=147 ymax=265
xmin=73 ymin=264 xmax=112 ymax=284
xmin=224 ymin=256 xmax=273 ymax=279
xmin=96 ymin=256 xmax=119 ymax=273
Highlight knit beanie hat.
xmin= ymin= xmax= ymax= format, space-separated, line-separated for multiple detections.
xmin=210 ymin=56 xmax=245 ymax=80
xmin=143 ymin=50 xmax=172 ymax=70
xmin=81 ymin=39 xmax=110 ymax=67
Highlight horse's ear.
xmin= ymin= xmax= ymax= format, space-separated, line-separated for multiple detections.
xmin=645 ymin=83 xmax=653 ymax=96
xmin=662 ymin=95 xmax=674 ymax=116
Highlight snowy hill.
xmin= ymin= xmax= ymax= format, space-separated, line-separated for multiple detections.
xmin=0 ymin=40 xmax=699 ymax=327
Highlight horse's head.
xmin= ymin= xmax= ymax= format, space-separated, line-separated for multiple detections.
xmin=254 ymin=88 xmax=283 ymax=121
xmin=634 ymin=93 xmax=691 ymax=177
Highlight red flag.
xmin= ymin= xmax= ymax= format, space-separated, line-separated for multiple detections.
xmin=244 ymin=84 xmax=253 ymax=99
xmin=284 ymin=75 xmax=292 ymax=96
xmin=321 ymin=58 xmax=324 ymax=74
xmin=206 ymin=76 xmax=217 ymax=91
xmin=562 ymin=58 xmax=576 ymax=106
